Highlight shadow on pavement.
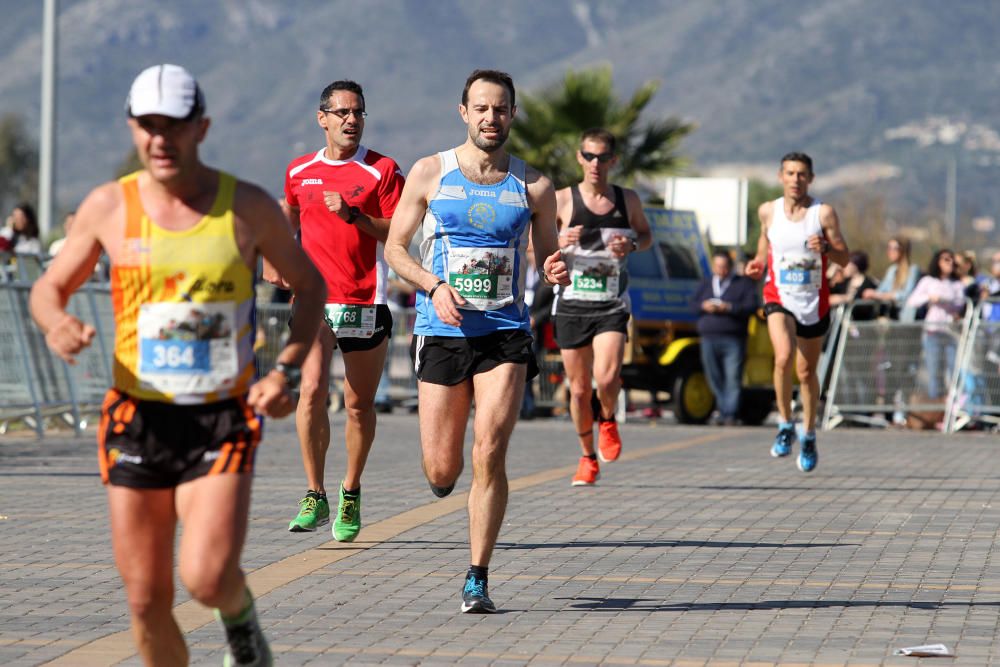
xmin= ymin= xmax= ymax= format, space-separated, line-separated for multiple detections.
xmin=350 ymin=539 xmax=860 ymax=550
xmin=555 ymin=597 xmax=1000 ymax=612
xmin=498 ymin=539 xmax=859 ymax=549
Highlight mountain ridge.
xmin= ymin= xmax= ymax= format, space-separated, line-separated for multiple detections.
xmin=1 ymin=0 xmax=998 ymax=246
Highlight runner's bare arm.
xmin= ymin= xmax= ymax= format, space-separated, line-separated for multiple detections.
xmin=385 ymin=156 xmax=465 ymax=326
xmin=745 ymin=201 xmax=772 ymax=280
xmin=554 ymin=187 xmax=580 ymax=247
xmin=261 ymin=199 xmax=297 ymax=289
xmin=351 ymin=214 xmax=390 ymax=242
xmin=526 ymin=168 xmax=569 ymax=286
xmin=626 ymin=189 xmax=652 ymax=250
xmin=816 ymin=204 xmax=849 ymax=267
xmin=237 ymin=184 xmax=325 ymax=417
xmin=321 ymin=190 xmax=391 ymax=243
xmin=616 ymin=188 xmax=652 ymax=254
xmin=29 ymin=183 xmax=114 ymax=363
xmin=385 ymin=156 xmax=443 ymax=292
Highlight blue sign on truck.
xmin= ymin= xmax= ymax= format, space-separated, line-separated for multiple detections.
xmin=626 ymin=208 xmax=710 ymax=322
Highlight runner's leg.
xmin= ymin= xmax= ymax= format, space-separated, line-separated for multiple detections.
xmin=592 ymin=331 xmax=626 ymax=419
xmin=341 ymin=338 xmax=389 ymax=491
xmin=296 ymin=325 xmax=336 ymax=494
xmin=107 ymin=486 xmax=186 ymax=666
xmin=767 ymin=312 xmax=797 ymax=422
xmin=418 ymin=379 xmax=473 ymax=490
xmin=560 ymin=345 xmax=596 ymax=456
xmin=176 ymin=473 xmax=252 ymax=616
xmin=468 ymin=362 xmax=525 ymax=566
xmin=795 ymin=335 xmax=824 ymax=432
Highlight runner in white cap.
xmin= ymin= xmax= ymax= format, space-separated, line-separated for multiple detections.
xmin=30 ymin=63 xmax=325 ymax=666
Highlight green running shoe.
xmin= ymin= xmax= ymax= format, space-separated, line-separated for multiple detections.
xmin=333 ymin=486 xmax=361 ymax=542
xmin=287 ymin=492 xmax=329 ymax=532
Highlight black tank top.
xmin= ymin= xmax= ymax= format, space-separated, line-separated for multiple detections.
xmin=553 ymin=185 xmax=634 ymax=317
xmin=568 ymin=185 xmax=631 ymax=246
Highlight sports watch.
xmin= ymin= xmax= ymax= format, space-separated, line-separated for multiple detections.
xmin=345 ymin=206 xmax=361 ymax=224
xmin=273 ymin=362 xmax=302 ymax=392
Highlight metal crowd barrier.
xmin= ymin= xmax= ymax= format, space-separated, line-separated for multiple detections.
xmin=822 ymin=298 xmax=983 ymax=432
xmin=3 ymin=277 xmax=992 ymax=438
xmin=0 ymin=281 xmax=100 ymax=437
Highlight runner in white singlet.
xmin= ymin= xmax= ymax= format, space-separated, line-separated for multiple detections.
xmin=745 ymin=152 xmax=849 ymax=473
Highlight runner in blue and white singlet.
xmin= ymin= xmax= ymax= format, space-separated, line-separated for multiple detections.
xmin=414 ymin=148 xmax=532 ymax=338
xmin=385 ymin=70 xmax=569 ymax=615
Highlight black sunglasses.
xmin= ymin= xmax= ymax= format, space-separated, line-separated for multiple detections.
xmin=580 ymin=151 xmax=614 ymax=163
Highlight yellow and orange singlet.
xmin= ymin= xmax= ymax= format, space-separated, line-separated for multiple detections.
xmin=111 ymin=171 xmax=256 ymax=404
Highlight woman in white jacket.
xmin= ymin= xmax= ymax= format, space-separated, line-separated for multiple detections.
xmin=905 ymin=249 xmax=967 ymax=400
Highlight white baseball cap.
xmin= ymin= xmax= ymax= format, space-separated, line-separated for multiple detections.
xmin=126 ymin=64 xmax=205 ymax=119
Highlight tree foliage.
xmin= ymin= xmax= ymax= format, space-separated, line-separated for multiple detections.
xmin=508 ymin=66 xmax=694 ymax=190
xmin=0 ymin=113 xmax=39 ymax=214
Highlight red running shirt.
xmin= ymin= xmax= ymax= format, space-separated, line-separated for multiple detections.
xmin=284 ymin=146 xmax=404 ymax=304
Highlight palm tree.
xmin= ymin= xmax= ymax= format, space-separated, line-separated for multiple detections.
xmin=509 ymin=66 xmax=694 ymax=190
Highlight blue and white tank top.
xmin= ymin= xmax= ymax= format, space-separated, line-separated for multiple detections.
xmin=414 ymin=149 xmax=532 ymax=337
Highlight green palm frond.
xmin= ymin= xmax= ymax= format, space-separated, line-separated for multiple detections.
xmin=510 ymin=66 xmax=693 ymax=190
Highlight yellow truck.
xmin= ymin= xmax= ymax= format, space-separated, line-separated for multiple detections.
xmin=619 ymin=208 xmax=774 ymax=424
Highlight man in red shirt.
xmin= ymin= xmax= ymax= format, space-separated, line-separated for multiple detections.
xmin=265 ymin=80 xmax=404 ymax=540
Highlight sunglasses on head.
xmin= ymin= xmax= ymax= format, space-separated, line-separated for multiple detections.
xmin=580 ymin=151 xmax=614 ymax=163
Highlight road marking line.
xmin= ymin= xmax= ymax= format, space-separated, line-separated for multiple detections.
xmin=43 ymin=431 xmax=726 ymax=666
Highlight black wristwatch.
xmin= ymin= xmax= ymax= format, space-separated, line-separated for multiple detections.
xmin=345 ymin=206 xmax=361 ymax=225
xmin=273 ymin=362 xmax=302 ymax=392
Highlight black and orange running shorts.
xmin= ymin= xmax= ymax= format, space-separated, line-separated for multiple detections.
xmin=97 ymin=388 xmax=262 ymax=488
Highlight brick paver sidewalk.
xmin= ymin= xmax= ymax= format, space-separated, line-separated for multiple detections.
xmin=2 ymin=415 xmax=999 ymax=665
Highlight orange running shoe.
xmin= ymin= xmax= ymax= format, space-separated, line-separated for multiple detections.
xmin=597 ymin=420 xmax=622 ymax=462
xmin=571 ymin=456 xmax=600 ymax=486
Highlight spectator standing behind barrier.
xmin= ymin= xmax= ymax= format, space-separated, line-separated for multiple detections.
xmin=957 ymin=250 xmax=985 ymax=302
xmin=983 ymin=252 xmax=1000 ymax=322
xmin=828 ymin=251 xmax=879 ymax=407
xmin=862 ymin=235 xmax=920 ymax=321
xmin=905 ymin=249 xmax=966 ymax=400
xmin=691 ymin=251 xmax=758 ymax=425
xmin=1 ymin=202 xmax=42 ymax=255
xmin=830 ymin=251 xmax=879 ymax=320
xmin=827 ymin=261 xmax=847 ymax=297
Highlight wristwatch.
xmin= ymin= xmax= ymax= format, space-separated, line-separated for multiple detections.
xmin=345 ymin=206 xmax=361 ymax=224
xmin=273 ymin=362 xmax=302 ymax=392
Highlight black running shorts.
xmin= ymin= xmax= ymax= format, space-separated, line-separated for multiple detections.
xmin=332 ymin=304 xmax=393 ymax=354
xmin=763 ymin=303 xmax=831 ymax=339
xmin=410 ymin=330 xmax=539 ymax=386
xmin=553 ymin=310 xmax=630 ymax=350
xmin=292 ymin=303 xmax=393 ymax=353
xmin=98 ymin=388 xmax=262 ymax=488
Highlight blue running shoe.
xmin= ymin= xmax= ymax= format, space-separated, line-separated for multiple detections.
xmin=460 ymin=573 xmax=497 ymax=614
xmin=770 ymin=425 xmax=794 ymax=458
xmin=797 ymin=432 xmax=818 ymax=472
